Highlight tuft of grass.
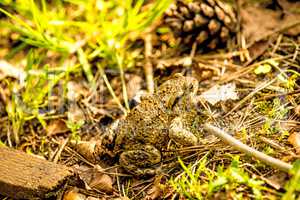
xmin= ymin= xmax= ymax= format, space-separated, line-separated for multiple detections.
xmin=0 ymin=0 xmax=172 ymax=114
xmin=5 ymin=50 xmax=78 ymax=144
xmin=170 ymin=156 xmax=271 ymax=199
xmin=283 ymin=160 xmax=300 ymax=200
xmin=0 ymin=0 xmax=172 ymax=143
xmin=66 ymin=120 xmax=84 ymax=141
xmin=255 ymin=97 xmax=290 ymax=136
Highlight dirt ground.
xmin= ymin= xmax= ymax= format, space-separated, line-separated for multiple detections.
xmin=0 ymin=0 xmax=300 ymax=199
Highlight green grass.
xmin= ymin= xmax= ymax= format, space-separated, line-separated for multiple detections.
xmin=0 ymin=0 xmax=172 ymax=143
xmin=170 ymin=156 xmax=274 ymax=199
xmin=1 ymin=1 xmax=300 ymax=199
xmin=5 ymin=50 xmax=77 ymax=144
xmin=283 ymin=160 xmax=300 ymax=200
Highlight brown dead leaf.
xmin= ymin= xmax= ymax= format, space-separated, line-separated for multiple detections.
xmin=144 ymin=185 xmax=162 ymax=200
xmin=89 ymin=172 xmax=113 ymax=194
xmin=46 ymin=119 xmax=69 ymax=136
xmin=288 ymin=132 xmax=300 ymax=154
xmin=63 ymin=188 xmax=86 ymax=200
xmin=294 ymin=105 xmax=300 ymax=117
xmin=144 ymin=176 xmax=164 ymax=200
xmin=262 ymin=172 xmax=288 ymax=190
xmin=126 ymin=74 xmax=143 ymax=100
xmin=241 ymin=3 xmax=300 ymax=47
xmin=76 ymin=166 xmax=113 ymax=194
xmin=278 ymin=0 xmax=300 ymax=26
xmin=67 ymin=81 xmax=89 ymax=101
xmin=246 ymin=40 xmax=272 ymax=64
xmin=0 ymin=60 xmax=25 ymax=80
xmin=70 ymin=140 xmax=102 ymax=163
xmin=68 ymin=104 xmax=85 ymax=123
xmin=112 ymin=197 xmax=130 ymax=200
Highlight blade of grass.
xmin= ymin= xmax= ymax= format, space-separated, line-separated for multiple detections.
xmin=98 ymin=64 xmax=127 ymax=115
xmin=77 ymin=48 xmax=95 ymax=88
xmin=116 ymin=54 xmax=129 ymax=110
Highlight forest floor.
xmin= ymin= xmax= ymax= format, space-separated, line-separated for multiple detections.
xmin=0 ymin=0 xmax=300 ymax=199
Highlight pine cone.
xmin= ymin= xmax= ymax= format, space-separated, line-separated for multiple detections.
xmin=163 ymin=0 xmax=237 ymax=50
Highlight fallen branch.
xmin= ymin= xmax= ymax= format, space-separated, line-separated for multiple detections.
xmin=203 ymin=123 xmax=292 ymax=172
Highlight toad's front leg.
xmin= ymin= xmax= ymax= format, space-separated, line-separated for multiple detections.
xmin=169 ymin=117 xmax=198 ymax=146
xmin=119 ymin=145 xmax=161 ymax=177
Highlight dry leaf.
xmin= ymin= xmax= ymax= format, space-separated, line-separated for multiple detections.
xmin=86 ymin=197 xmax=101 ymax=200
xmin=144 ymin=184 xmax=162 ymax=200
xmin=288 ymin=132 xmax=300 ymax=154
xmin=77 ymin=166 xmax=113 ymax=194
xmin=126 ymin=74 xmax=143 ymax=100
xmin=89 ymin=172 xmax=113 ymax=194
xmin=241 ymin=3 xmax=300 ymax=45
xmin=144 ymin=176 xmax=164 ymax=200
xmin=112 ymin=197 xmax=130 ymax=200
xmin=240 ymin=1 xmax=300 ymax=60
xmin=201 ymin=83 xmax=238 ymax=105
xmin=0 ymin=60 xmax=25 ymax=81
xmin=70 ymin=140 xmax=102 ymax=163
xmin=46 ymin=119 xmax=69 ymax=136
xmin=67 ymin=81 xmax=89 ymax=101
xmin=294 ymin=105 xmax=300 ymax=117
xmin=262 ymin=172 xmax=288 ymax=190
xmin=278 ymin=0 xmax=300 ymax=34
xmin=63 ymin=188 xmax=86 ymax=200
xmin=68 ymin=104 xmax=85 ymax=124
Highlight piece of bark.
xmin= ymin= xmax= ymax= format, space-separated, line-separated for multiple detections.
xmin=0 ymin=147 xmax=74 ymax=199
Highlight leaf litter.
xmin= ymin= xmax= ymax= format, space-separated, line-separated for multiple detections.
xmin=0 ymin=0 xmax=300 ymax=199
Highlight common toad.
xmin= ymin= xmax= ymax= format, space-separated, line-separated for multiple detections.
xmin=102 ymin=74 xmax=202 ymax=176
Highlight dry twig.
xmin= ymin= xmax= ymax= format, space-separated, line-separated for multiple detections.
xmin=204 ymin=123 xmax=292 ymax=172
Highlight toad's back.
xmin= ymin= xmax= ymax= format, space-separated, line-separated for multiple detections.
xmin=113 ymin=94 xmax=172 ymax=152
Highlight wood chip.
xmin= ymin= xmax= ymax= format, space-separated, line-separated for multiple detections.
xmin=0 ymin=147 xmax=74 ymax=199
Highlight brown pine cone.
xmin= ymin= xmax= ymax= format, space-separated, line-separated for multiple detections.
xmin=163 ymin=0 xmax=237 ymax=50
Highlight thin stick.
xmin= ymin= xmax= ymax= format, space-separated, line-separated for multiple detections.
xmin=53 ymin=138 xmax=69 ymax=163
xmin=203 ymin=123 xmax=292 ymax=172
xmin=144 ymin=32 xmax=154 ymax=93
xmin=117 ymin=55 xmax=130 ymax=110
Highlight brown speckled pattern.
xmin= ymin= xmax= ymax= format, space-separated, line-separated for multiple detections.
xmin=109 ymin=74 xmax=203 ymax=176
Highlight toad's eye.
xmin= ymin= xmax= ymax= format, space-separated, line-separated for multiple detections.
xmin=171 ymin=96 xmax=181 ymax=109
xmin=183 ymin=83 xmax=194 ymax=92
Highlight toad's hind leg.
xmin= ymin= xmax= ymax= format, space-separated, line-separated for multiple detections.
xmin=119 ymin=145 xmax=161 ymax=177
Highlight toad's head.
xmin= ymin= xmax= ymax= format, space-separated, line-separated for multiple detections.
xmin=156 ymin=73 xmax=198 ymax=109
